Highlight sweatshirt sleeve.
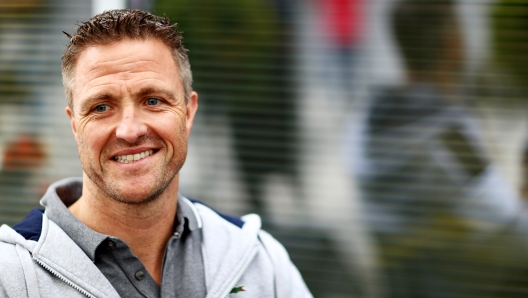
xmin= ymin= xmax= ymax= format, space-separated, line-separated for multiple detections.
xmin=0 ymin=242 xmax=30 ymax=298
xmin=258 ymin=230 xmax=313 ymax=298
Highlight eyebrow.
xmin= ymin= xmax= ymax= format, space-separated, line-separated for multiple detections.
xmin=134 ymin=87 xmax=178 ymax=102
xmin=78 ymin=92 xmax=118 ymax=114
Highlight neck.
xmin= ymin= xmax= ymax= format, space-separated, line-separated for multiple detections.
xmin=68 ymin=173 xmax=179 ymax=285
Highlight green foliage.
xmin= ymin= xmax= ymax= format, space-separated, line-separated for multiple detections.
xmin=153 ymin=0 xmax=281 ymax=109
xmin=491 ymin=0 xmax=528 ymax=92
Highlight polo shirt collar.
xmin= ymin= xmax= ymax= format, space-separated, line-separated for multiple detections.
xmin=177 ymin=193 xmax=201 ymax=232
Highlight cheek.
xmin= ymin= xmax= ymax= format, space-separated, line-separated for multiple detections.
xmin=78 ymin=123 xmax=111 ymax=155
xmin=146 ymin=111 xmax=186 ymax=138
xmin=153 ymin=122 xmax=186 ymax=155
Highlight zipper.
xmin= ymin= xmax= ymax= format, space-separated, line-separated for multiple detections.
xmin=219 ymin=246 xmax=258 ymax=298
xmin=33 ymin=257 xmax=96 ymax=298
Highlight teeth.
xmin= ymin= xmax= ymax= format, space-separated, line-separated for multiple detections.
xmin=115 ymin=150 xmax=153 ymax=163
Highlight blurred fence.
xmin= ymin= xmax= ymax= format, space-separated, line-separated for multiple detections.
xmin=3 ymin=0 xmax=528 ymax=297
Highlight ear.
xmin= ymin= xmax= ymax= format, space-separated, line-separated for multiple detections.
xmin=185 ymin=91 xmax=198 ymax=137
xmin=65 ymin=106 xmax=78 ymax=138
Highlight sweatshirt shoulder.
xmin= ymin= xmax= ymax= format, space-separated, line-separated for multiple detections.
xmin=184 ymin=197 xmax=245 ymax=229
xmin=186 ymin=198 xmax=312 ymax=297
xmin=258 ymin=230 xmax=313 ymax=297
xmin=0 ymin=212 xmax=40 ymax=287
xmin=0 ymin=237 xmax=20 ymax=263
xmin=0 ymin=232 xmax=29 ymax=297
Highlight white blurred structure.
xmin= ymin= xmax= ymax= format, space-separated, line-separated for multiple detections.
xmin=291 ymin=1 xmax=384 ymax=297
xmin=92 ymin=0 xmax=127 ymax=16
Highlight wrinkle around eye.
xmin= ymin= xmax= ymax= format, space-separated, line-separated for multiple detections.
xmin=77 ymin=103 xmax=113 ymax=118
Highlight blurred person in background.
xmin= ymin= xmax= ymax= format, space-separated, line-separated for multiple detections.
xmin=0 ymin=9 xmax=311 ymax=297
xmin=0 ymin=135 xmax=46 ymax=225
xmin=315 ymin=0 xmax=364 ymax=106
xmin=360 ymin=0 xmax=528 ymax=297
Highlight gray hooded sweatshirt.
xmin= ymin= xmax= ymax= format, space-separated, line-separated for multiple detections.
xmin=0 ymin=179 xmax=312 ymax=298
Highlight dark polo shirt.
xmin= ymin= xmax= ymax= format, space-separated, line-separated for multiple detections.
xmin=41 ymin=178 xmax=206 ymax=298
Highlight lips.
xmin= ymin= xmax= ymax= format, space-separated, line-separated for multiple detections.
xmin=114 ymin=149 xmax=154 ymax=163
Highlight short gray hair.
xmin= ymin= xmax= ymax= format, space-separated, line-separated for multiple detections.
xmin=62 ymin=9 xmax=192 ymax=109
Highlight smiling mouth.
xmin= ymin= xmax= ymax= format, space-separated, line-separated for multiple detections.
xmin=114 ymin=149 xmax=154 ymax=163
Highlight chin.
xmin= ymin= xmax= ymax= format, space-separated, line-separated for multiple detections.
xmin=110 ymin=190 xmax=161 ymax=205
xmin=111 ymin=182 xmax=167 ymax=204
xmin=84 ymin=161 xmax=180 ymax=206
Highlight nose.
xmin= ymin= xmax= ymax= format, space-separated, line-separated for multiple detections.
xmin=116 ymin=106 xmax=147 ymax=143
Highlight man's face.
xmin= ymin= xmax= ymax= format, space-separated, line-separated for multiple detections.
xmin=66 ymin=38 xmax=198 ymax=204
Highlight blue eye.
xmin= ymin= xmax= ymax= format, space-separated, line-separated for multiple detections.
xmin=95 ymin=104 xmax=108 ymax=112
xmin=146 ymin=98 xmax=160 ymax=106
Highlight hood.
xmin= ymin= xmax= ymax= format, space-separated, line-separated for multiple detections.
xmin=0 ymin=208 xmax=43 ymax=252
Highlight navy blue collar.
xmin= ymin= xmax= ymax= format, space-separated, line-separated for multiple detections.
xmin=12 ymin=208 xmax=44 ymax=241
xmin=188 ymin=198 xmax=244 ymax=228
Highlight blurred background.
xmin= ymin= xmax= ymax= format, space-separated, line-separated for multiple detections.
xmin=3 ymin=0 xmax=528 ymax=296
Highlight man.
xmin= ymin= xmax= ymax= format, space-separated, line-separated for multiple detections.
xmin=0 ymin=9 xmax=311 ymax=298
xmin=360 ymin=0 xmax=528 ymax=297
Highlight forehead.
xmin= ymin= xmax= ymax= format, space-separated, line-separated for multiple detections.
xmin=72 ymin=39 xmax=181 ymax=103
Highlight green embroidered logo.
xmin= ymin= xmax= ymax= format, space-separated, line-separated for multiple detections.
xmin=230 ymin=285 xmax=245 ymax=294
